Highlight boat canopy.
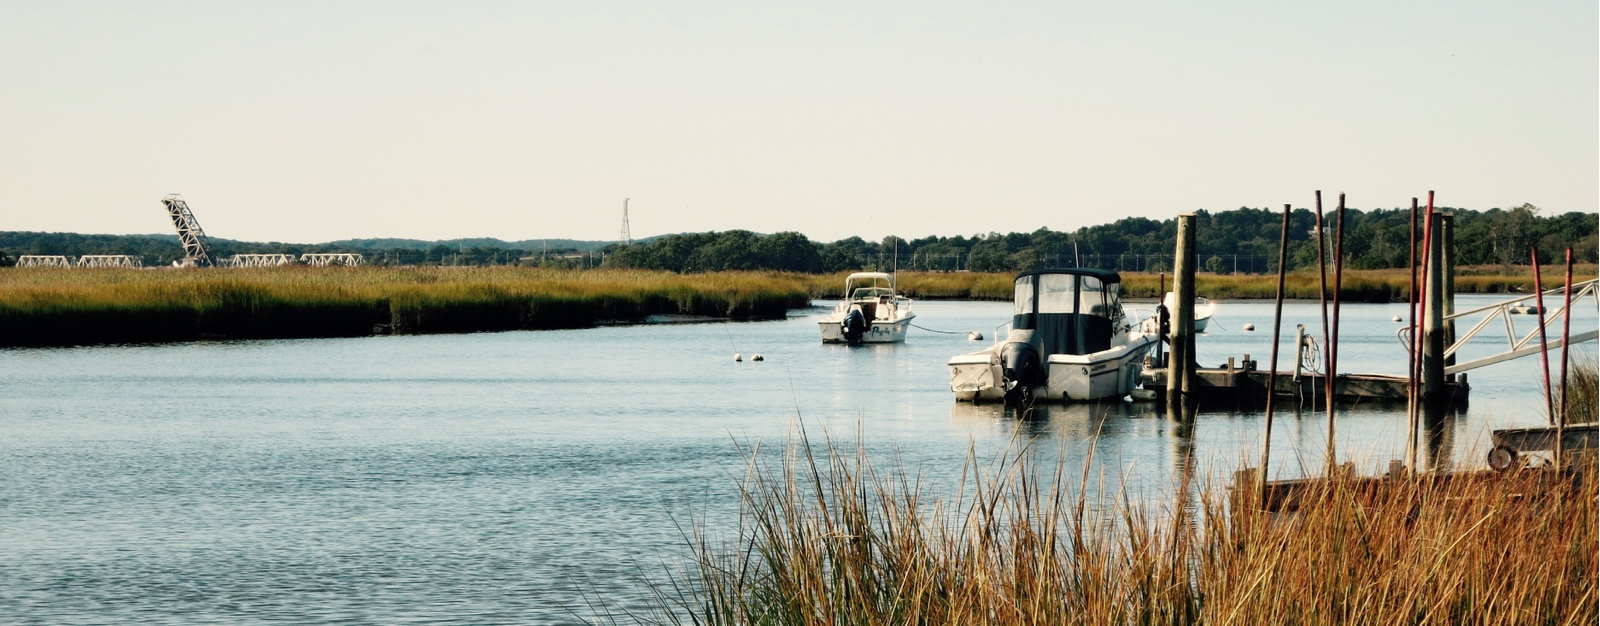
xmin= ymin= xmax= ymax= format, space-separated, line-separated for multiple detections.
xmin=1012 ymin=269 xmax=1124 ymax=356
xmin=844 ymin=272 xmax=897 ymax=300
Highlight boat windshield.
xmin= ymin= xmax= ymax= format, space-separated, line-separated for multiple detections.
xmin=1014 ymin=273 xmax=1119 ymax=319
xmin=850 ymin=287 xmax=895 ymax=300
xmin=1038 ymin=274 xmax=1076 ymax=313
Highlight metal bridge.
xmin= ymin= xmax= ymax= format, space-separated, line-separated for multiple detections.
xmin=229 ymin=254 xmax=297 ymax=267
xmin=1401 ymin=279 xmax=1599 ymax=375
xmin=16 ymin=255 xmax=73 ymax=267
xmin=76 ymin=255 xmax=143 ymax=268
xmin=300 ymin=253 xmax=364 ymax=267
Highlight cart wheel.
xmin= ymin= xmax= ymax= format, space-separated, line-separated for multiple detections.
xmin=1487 ymin=445 xmax=1518 ymax=472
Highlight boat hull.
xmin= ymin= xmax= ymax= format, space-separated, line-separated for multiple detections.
xmin=819 ymin=315 xmax=913 ymax=343
xmin=949 ymin=334 xmax=1157 ymax=402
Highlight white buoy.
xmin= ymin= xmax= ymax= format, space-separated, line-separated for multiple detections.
xmin=1242 ymin=323 xmax=1255 ymax=331
xmin=968 ymin=332 xmax=983 ymax=341
xmin=751 ymin=354 xmax=764 ymax=361
xmin=1391 ymin=315 xmax=1402 ymax=322
xmin=734 ymin=353 xmax=742 ymax=362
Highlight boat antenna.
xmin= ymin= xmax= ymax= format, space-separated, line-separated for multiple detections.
xmin=1074 ymin=240 xmax=1081 ymax=267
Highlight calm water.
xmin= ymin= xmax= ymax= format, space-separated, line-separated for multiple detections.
xmin=1 ymin=297 xmax=1587 ymax=623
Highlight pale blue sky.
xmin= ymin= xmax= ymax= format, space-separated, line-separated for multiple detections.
xmin=1 ymin=1 xmax=1594 ymax=243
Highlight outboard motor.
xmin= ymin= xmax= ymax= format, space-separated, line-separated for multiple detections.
xmin=998 ymin=340 xmax=1042 ymax=405
xmin=841 ymin=308 xmax=868 ymax=343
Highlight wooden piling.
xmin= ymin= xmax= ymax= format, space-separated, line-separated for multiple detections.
xmin=1169 ymin=214 xmax=1198 ymax=410
xmin=1423 ymin=195 xmax=1446 ymax=401
xmin=1328 ymin=195 xmax=1346 ymax=469
xmin=1533 ymin=248 xmax=1554 ymax=424
xmin=1313 ymin=191 xmax=1333 ymax=465
xmin=1442 ymin=214 xmax=1457 ymax=373
xmin=1406 ymin=197 xmax=1420 ymax=472
xmin=1559 ymin=248 xmax=1573 ymax=466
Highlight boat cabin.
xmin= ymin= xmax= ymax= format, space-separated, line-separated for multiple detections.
xmin=841 ymin=272 xmax=902 ymax=321
xmin=1011 ymin=268 xmax=1125 ymax=357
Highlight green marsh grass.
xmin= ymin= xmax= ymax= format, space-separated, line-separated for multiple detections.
xmin=665 ymin=435 xmax=1597 ymax=625
xmin=0 ymin=267 xmax=810 ymax=347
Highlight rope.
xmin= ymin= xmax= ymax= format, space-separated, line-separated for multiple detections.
xmin=911 ymin=323 xmax=971 ymax=335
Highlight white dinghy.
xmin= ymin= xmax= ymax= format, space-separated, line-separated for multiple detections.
xmin=949 ymin=269 xmax=1157 ymax=403
xmin=819 ymin=272 xmax=916 ymax=343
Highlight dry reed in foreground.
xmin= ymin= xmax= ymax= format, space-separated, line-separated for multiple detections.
xmin=661 ymin=435 xmax=1596 ymax=625
xmin=1560 ymin=357 xmax=1597 ymax=424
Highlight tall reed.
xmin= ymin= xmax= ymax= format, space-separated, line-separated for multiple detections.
xmin=663 ymin=435 xmax=1596 ymax=625
xmin=1560 ymin=357 xmax=1598 ymax=424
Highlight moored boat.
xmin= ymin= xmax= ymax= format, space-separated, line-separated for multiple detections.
xmin=819 ymin=272 xmax=915 ymax=343
xmin=949 ymin=269 xmax=1157 ymax=403
xmin=1163 ymin=291 xmax=1218 ymax=332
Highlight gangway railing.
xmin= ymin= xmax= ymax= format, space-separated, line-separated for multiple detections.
xmin=1400 ymin=279 xmax=1599 ymax=375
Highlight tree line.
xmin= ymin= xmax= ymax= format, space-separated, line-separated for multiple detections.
xmin=3 ymin=204 xmax=1593 ymax=273
xmin=606 ymin=204 xmax=1596 ymax=274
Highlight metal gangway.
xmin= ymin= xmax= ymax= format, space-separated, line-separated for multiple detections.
xmin=1400 ymin=279 xmax=1599 ymax=375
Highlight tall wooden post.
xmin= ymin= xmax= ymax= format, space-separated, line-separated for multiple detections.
xmin=1441 ymin=214 xmax=1457 ymax=373
xmin=1258 ymin=205 xmax=1291 ymax=502
xmin=1423 ymin=211 xmax=1446 ymax=400
xmin=1168 ymin=213 xmax=1197 ymax=409
xmin=1406 ymin=198 xmax=1420 ymax=472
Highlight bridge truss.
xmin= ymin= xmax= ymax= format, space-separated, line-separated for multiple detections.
xmin=76 ymin=255 xmax=143 ymax=268
xmin=300 ymin=253 xmax=364 ymax=267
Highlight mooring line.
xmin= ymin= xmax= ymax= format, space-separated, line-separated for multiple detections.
xmin=910 ymin=323 xmax=969 ymax=335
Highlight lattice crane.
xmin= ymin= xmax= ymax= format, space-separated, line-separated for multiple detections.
xmin=162 ymin=194 xmax=217 ymax=267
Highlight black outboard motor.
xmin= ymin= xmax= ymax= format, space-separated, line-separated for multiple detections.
xmin=841 ymin=308 xmax=868 ymax=343
xmin=998 ymin=340 xmax=1042 ymax=404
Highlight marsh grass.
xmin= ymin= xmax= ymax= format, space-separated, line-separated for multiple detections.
xmin=0 ymin=267 xmax=810 ymax=346
xmin=807 ymin=266 xmax=1598 ymax=302
xmin=663 ymin=434 xmax=1597 ymax=625
xmin=1560 ymin=357 xmax=1598 ymax=424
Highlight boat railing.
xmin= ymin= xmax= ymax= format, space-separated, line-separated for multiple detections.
xmin=993 ymin=320 xmax=1012 ymax=345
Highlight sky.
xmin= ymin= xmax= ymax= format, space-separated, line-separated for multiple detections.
xmin=1 ymin=1 xmax=1595 ymax=244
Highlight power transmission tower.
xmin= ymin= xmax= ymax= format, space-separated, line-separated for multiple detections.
xmin=620 ymin=198 xmax=631 ymax=246
xmin=162 ymin=194 xmax=217 ymax=267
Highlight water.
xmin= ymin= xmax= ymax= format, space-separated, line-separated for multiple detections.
xmin=1 ymin=297 xmax=1587 ymax=623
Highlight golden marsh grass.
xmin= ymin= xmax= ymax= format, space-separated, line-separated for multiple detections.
xmin=0 ymin=266 xmax=811 ymax=346
xmin=666 ymin=435 xmax=1597 ymax=625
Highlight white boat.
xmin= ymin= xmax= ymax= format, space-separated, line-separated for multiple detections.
xmin=949 ymin=269 xmax=1157 ymax=403
xmin=819 ymin=272 xmax=916 ymax=343
xmin=1163 ymin=292 xmax=1218 ymax=333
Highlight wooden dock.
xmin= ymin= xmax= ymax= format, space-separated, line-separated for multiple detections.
xmin=1140 ymin=359 xmax=1469 ymax=406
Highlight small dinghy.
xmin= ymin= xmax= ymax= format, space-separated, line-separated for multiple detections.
xmin=949 ymin=269 xmax=1157 ymax=403
xmin=819 ymin=272 xmax=915 ymax=343
xmin=1163 ymin=292 xmax=1218 ymax=332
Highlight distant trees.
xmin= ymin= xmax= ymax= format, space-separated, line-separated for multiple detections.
xmin=4 ymin=204 xmax=1593 ymax=273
